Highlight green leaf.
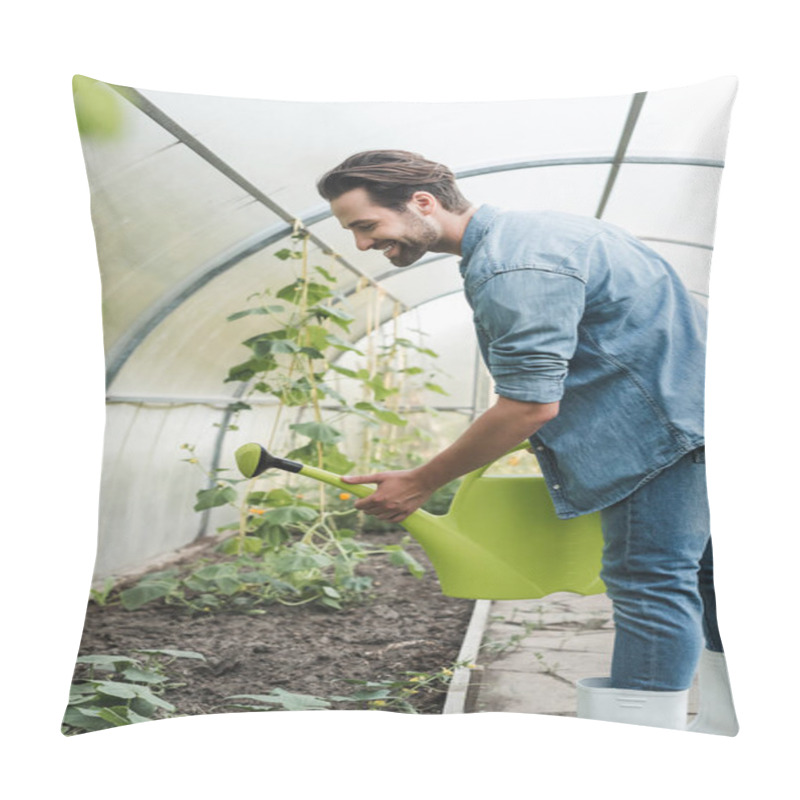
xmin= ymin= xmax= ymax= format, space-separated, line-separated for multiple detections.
xmin=247 ymin=488 xmax=294 ymax=507
xmin=225 ymin=689 xmax=331 ymax=711
xmin=194 ymin=486 xmax=238 ymax=511
xmin=329 ymin=365 xmax=360 ymax=381
xmin=424 ymin=382 xmax=448 ymax=395
xmin=183 ymin=575 xmax=211 ymax=593
xmin=243 ymin=535 xmax=265 ymax=554
xmin=121 ymin=667 xmax=167 ymax=685
xmin=62 ymin=706 xmax=116 ymax=732
xmin=304 ymin=282 xmax=335 ymax=305
xmin=309 ymin=304 xmax=354 ymax=331
xmin=277 ymin=377 xmax=314 ymax=406
xmin=261 ymin=524 xmax=292 ymax=549
xmin=276 ymin=279 xmax=333 ymax=306
xmin=274 ymin=248 xmax=302 ymax=261
xmin=94 ymin=681 xmax=139 ymax=700
xmin=214 ymin=576 xmax=244 ymax=596
xmin=192 ymin=564 xmax=236 ymax=581
xmin=268 ymin=339 xmax=301 ymax=354
xmin=227 ymin=305 xmax=285 ymax=321
xmin=225 ymin=356 xmax=278 ymax=382
xmin=325 ymin=334 xmax=363 ymax=354
xmin=290 ymin=421 xmax=342 ymax=444
xmin=223 ymin=534 xmax=263 ymax=556
xmin=119 ymin=706 xmax=153 ymax=725
xmin=95 ymin=682 xmax=175 ymax=712
xmin=367 ymin=375 xmax=399 ymax=402
xmin=118 ymin=579 xmax=178 ymax=610
xmin=286 ymin=442 xmax=355 ymax=474
xmin=301 ymin=324 xmax=331 ymax=352
xmin=275 ymin=547 xmax=332 ymax=573
xmin=246 ymin=338 xmax=298 ymax=359
xmin=347 ymin=687 xmax=393 ymax=701
xmin=243 ymin=329 xmax=292 ymax=347
xmin=76 ymin=654 xmax=140 ymax=671
xmin=314 ymin=265 xmax=337 ymax=282
xmin=320 ymin=384 xmax=347 ymax=406
xmin=263 ymin=505 xmax=319 ymax=525
xmin=320 ymin=446 xmax=355 ymax=474
xmin=393 ymin=337 xmax=439 ymax=358
xmin=353 ymin=401 xmax=407 ymax=426
xmin=216 ymin=522 xmax=240 ymax=533
xmin=220 ymin=535 xmax=263 ymax=555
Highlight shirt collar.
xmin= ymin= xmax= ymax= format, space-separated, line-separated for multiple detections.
xmin=459 ymin=204 xmax=501 ymax=276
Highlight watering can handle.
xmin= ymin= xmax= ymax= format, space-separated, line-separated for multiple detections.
xmin=315 ymin=441 xmax=533 ymax=496
xmin=459 ymin=441 xmax=533 ymax=486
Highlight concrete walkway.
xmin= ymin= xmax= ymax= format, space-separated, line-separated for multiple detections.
xmin=462 ymin=592 xmax=699 ymax=718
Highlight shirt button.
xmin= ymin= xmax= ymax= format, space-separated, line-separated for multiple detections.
xmin=552 ymin=484 xmax=561 ymax=490
xmin=536 ymin=446 xmax=544 ymax=451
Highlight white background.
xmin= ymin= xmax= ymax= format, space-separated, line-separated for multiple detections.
xmin=4 ymin=2 xmax=796 ymax=797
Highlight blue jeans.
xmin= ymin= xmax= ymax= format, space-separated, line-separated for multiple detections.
xmin=599 ymin=447 xmax=723 ymax=691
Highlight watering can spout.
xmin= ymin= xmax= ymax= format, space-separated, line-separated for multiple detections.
xmin=233 ymin=442 xmax=605 ymax=601
xmin=235 ymin=442 xmax=304 ymax=478
xmin=234 ymin=442 xmax=430 ymax=512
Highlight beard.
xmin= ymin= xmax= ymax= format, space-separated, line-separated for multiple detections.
xmin=387 ymin=211 xmax=440 ymax=267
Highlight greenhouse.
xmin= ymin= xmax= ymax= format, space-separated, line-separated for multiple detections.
xmin=66 ymin=75 xmax=738 ymax=734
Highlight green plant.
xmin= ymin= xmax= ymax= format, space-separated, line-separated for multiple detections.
xmin=222 ymin=232 xmax=417 ymax=471
xmin=114 ymin=511 xmax=426 ymax=613
xmin=480 ymin=618 xmax=547 ymax=657
xmin=62 ymin=649 xmax=205 ymax=735
xmin=532 ymin=650 xmax=563 ymax=679
xmin=213 ymin=227 xmax=446 ymax=492
xmin=155 ymin=233 xmax=449 ymax=614
xmin=338 ymin=664 xmax=461 ymax=713
xmin=89 ymin=577 xmax=115 ymax=606
xmin=217 ymin=663 xmax=464 ymax=715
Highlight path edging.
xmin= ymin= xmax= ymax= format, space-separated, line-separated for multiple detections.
xmin=442 ymin=599 xmax=493 ymax=714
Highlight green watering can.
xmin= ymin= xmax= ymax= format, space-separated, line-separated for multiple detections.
xmin=234 ymin=442 xmax=606 ymax=601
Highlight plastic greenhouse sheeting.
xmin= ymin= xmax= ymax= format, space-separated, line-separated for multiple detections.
xmin=73 ymin=75 xmax=736 ymax=577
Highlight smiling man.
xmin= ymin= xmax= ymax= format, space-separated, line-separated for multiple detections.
xmin=316 ymin=149 xmax=737 ymax=734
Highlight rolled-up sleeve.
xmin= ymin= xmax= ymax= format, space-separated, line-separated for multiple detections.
xmin=471 ymin=268 xmax=585 ymax=403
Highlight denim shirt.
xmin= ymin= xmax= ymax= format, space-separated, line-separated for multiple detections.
xmin=459 ymin=205 xmax=706 ymax=519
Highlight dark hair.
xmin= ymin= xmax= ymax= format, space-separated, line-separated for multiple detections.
xmin=317 ymin=150 xmax=471 ymax=213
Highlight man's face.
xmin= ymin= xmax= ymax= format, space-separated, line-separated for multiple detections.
xmin=330 ymin=187 xmax=440 ymax=267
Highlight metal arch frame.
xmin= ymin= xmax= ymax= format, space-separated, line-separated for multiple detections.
xmin=111 ymin=87 xmax=405 ymax=302
xmin=106 ymin=153 xmax=722 ymax=387
xmin=106 ymin=85 xmax=725 ymax=390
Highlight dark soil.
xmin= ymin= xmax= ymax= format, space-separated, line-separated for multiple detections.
xmin=70 ymin=530 xmax=475 ymax=722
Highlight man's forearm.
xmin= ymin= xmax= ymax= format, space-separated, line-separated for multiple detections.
xmin=414 ymin=396 xmax=558 ymax=491
xmin=341 ymin=396 xmax=559 ymax=523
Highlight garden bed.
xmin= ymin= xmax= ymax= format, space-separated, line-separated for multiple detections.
xmin=70 ymin=529 xmax=475 ymax=725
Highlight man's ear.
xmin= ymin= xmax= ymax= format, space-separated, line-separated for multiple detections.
xmin=409 ymin=191 xmax=438 ymax=215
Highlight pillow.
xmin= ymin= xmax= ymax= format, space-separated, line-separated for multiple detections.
xmin=65 ymin=75 xmax=738 ymax=735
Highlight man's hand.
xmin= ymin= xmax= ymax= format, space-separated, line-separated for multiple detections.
xmin=341 ymin=469 xmax=435 ymax=523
